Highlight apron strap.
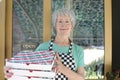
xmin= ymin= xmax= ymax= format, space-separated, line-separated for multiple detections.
xmin=48 ymin=38 xmax=72 ymax=54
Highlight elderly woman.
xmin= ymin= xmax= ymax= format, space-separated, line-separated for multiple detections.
xmin=35 ymin=8 xmax=85 ymax=80
xmin=4 ymin=8 xmax=85 ymax=80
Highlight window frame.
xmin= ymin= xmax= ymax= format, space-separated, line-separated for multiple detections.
xmin=2 ymin=0 xmax=112 ymax=80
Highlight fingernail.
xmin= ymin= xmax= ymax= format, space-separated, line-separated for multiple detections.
xmin=6 ymin=70 xmax=9 ymax=73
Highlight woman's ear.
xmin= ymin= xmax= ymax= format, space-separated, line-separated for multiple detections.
xmin=70 ymin=26 xmax=74 ymax=32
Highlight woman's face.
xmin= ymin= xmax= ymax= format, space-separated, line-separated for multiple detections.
xmin=55 ymin=15 xmax=73 ymax=36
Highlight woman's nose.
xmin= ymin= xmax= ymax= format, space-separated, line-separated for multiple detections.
xmin=61 ymin=22 xmax=66 ymax=26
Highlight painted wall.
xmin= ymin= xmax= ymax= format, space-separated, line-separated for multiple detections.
xmin=112 ymin=0 xmax=120 ymax=71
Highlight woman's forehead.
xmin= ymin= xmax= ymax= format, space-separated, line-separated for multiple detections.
xmin=57 ymin=15 xmax=70 ymax=19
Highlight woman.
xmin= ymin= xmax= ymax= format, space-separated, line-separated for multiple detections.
xmin=4 ymin=8 xmax=85 ymax=80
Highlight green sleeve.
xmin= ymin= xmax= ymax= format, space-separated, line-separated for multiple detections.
xmin=77 ymin=47 xmax=85 ymax=67
xmin=35 ymin=41 xmax=49 ymax=51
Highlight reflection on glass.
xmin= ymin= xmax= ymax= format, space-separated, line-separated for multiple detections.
xmin=52 ymin=0 xmax=104 ymax=79
xmin=72 ymin=0 xmax=104 ymax=79
xmin=12 ymin=0 xmax=43 ymax=56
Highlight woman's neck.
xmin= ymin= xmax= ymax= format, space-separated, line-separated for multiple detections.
xmin=54 ymin=36 xmax=70 ymax=46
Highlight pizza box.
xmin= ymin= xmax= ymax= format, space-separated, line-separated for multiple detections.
xmin=8 ymin=75 xmax=55 ymax=80
xmin=9 ymin=69 xmax=56 ymax=78
xmin=6 ymin=50 xmax=56 ymax=71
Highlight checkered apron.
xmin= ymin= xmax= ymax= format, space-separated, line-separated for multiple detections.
xmin=49 ymin=39 xmax=76 ymax=80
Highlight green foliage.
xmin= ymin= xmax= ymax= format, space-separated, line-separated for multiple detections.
xmin=73 ymin=0 xmax=104 ymax=38
xmin=13 ymin=0 xmax=43 ymax=40
xmin=106 ymin=72 xmax=119 ymax=80
xmin=106 ymin=64 xmax=120 ymax=80
xmin=85 ymin=57 xmax=104 ymax=79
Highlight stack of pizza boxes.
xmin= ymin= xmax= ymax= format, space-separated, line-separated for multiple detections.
xmin=5 ymin=50 xmax=56 ymax=80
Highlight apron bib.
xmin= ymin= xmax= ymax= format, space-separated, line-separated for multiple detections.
xmin=49 ymin=39 xmax=76 ymax=80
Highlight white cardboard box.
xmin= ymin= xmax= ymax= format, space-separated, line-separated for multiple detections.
xmin=6 ymin=62 xmax=54 ymax=71
xmin=8 ymin=75 xmax=54 ymax=80
xmin=6 ymin=50 xmax=56 ymax=80
xmin=10 ymin=69 xmax=56 ymax=78
xmin=6 ymin=50 xmax=56 ymax=71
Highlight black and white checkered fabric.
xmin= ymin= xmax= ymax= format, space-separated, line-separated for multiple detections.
xmin=59 ymin=53 xmax=76 ymax=71
xmin=55 ymin=53 xmax=76 ymax=80
xmin=49 ymin=38 xmax=76 ymax=80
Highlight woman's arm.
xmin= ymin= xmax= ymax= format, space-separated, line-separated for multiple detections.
xmin=56 ymin=53 xmax=85 ymax=80
xmin=60 ymin=65 xmax=85 ymax=80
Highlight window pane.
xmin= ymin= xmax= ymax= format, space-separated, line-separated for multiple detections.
xmin=52 ymin=0 xmax=104 ymax=79
xmin=12 ymin=0 xmax=43 ymax=56
xmin=52 ymin=0 xmax=65 ymax=11
xmin=72 ymin=0 xmax=104 ymax=79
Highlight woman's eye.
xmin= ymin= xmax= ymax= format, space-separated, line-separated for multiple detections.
xmin=65 ymin=21 xmax=69 ymax=23
xmin=58 ymin=21 xmax=62 ymax=23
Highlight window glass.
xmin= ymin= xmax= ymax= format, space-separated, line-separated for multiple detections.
xmin=12 ymin=0 xmax=43 ymax=55
xmin=72 ymin=0 xmax=104 ymax=79
xmin=52 ymin=0 xmax=104 ymax=79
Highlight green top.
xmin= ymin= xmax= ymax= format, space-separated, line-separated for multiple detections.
xmin=35 ymin=40 xmax=84 ymax=70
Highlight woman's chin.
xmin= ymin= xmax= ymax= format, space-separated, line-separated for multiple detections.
xmin=60 ymin=33 xmax=70 ymax=36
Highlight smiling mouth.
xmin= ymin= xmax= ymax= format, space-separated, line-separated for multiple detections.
xmin=60 ymin=29 xmax=69 ymax=30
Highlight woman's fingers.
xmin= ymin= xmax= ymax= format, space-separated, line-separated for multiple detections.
xmin=4 ymin=66 xmax=13 ymax=79
xmin=55 ymin=52 xmax=61 ymax=61
xmin=55 ymin=53 xmax=62 ymax=66
xmin=4 ymin=66 xmax=10 ymax=74
xmin=5 ymin=72 xmax=13 ymax=79
xmin=54 ymin=52 xmax=61 ymax=73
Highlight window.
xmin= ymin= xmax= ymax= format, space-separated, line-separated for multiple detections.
xmin=4 ymin=0 xmax=112 ymax=80
xmin=52 ymin=0 xmax=104 ymax=79
xmin=12 ymin=0 xmax=43 ymax=55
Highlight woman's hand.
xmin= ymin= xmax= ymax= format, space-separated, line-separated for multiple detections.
xmin=4 ymin=66 xmax=13 ymax=79
xmin=55 ymin=53 xmax=66 ymax=73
